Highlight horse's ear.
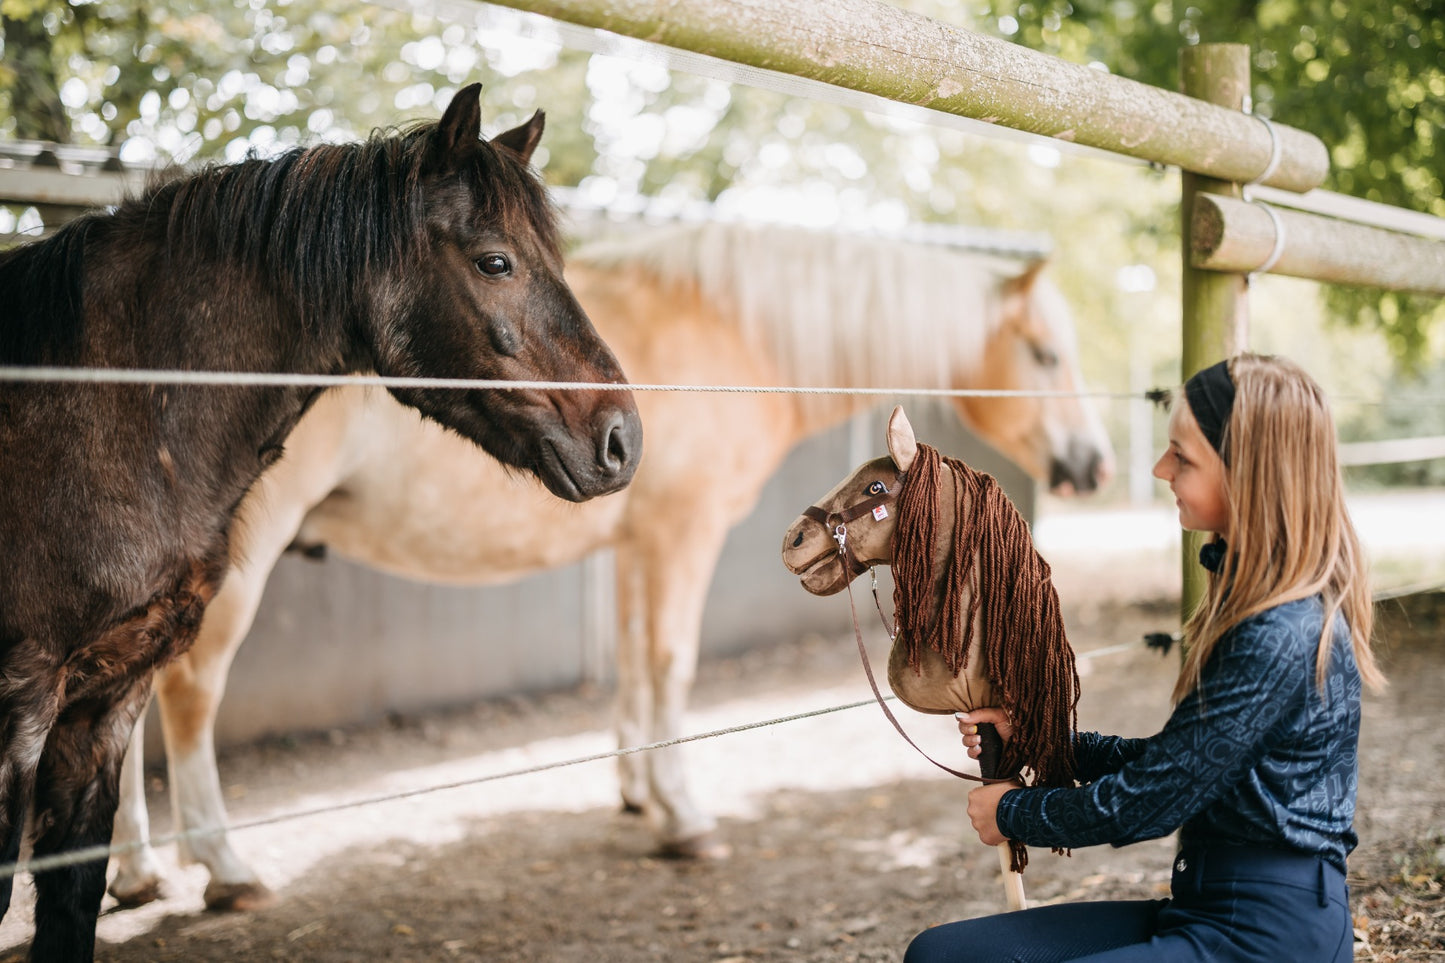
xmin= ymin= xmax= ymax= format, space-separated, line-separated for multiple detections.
xmin=886 ymin=406 xmax=917 ymax=472
xmin=491 ymin=110 xmax=546 ymax=165
xmin=437 ymin=83 xmax=485 ymax=160
xmin=1006 ymin=259 xmax=1049 ymax=295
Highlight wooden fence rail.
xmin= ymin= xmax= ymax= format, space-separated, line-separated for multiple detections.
xmin=475 ymin=0 xmax=1328 ymax=191
xmin=1193 ymin=193 xmax=1445 ymax=296
xmin=469 ymin=0 xmax=1444 ymax=296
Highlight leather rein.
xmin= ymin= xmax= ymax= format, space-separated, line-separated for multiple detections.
xmin=800 ymin=471 xmax=995 ymax=785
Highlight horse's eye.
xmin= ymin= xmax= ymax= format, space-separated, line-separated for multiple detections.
xmin=476 ymin=253 xmax=512 ymax=277
xmin=1031 ymin=343 xmax=1060 ymax=368
xmin=867 ymin=480 xmax=888 ymax=496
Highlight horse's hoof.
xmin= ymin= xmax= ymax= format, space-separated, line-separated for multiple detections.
xmin=655 ymin=833 xmax=731 ymax=861
xmin=108 ymin=878 xmax=166 ymax=908
xmin=203 ymin=880 xmax=278 ymax=913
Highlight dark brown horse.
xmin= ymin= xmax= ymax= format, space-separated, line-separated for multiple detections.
xmin=0 ymin=83 xmax=639 ymax=961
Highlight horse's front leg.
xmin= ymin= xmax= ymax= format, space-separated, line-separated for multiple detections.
xmin=613 ymin=544 xmax=652 ymax=815
xmin=107 ymin=707 xmax=167 ymax=907
xmin=29 ymin=677 xmax=152 ymax=963
xmin=153 ymin=624 xmax=275 ymax=913
xmin=0 ymin=645 xmax=61 ymax=922
xmin=632 ymin=531 xmax=731 ymax=859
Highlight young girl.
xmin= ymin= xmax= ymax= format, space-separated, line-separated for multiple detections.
xmin=905 ymin=353 xmax=1384 ymax=963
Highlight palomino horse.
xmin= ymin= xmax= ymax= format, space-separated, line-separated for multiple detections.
xmin=110 ymin=220 xmax=1113 ymax=912
xmin=0 ymin=84 xmax=638 ymax=960
xmin=780 ymin=405 xmax=1083 ymax=909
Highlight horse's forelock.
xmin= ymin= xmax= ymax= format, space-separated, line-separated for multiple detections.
xmin=466 ymin=138 xmax=564 ymax=261
xmin=1023 ymin=271 xmax=1082 ymax=356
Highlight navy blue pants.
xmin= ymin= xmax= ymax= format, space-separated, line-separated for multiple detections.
xmin=904 ymin=847 xmax=1353 ymax=963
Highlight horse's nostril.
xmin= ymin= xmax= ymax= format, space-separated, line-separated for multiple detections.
xmin=597 ymin=410 xmax=637 ymax=473
xmin=607 ymin=425 xmax=627 ymax=467
xmin=1048 ymin=457 xmax=1072 ymax=492
xmin=791 ymin=531 xmax=804 ymax=548
xmin=1087 ymin=451 xmax=1115 ymax=491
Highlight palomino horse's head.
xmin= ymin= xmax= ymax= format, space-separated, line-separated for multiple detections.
xmin=958 ymin=263 xmax=1113 ymax=495
xmin=372 ymin=83 xmax=641 ymax=501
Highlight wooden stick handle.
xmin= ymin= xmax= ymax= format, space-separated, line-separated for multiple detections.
xmin=976 ymin=722 xmax=1027 ymax=911
xmin=997 ymin=842 xmax=1027 ymax=911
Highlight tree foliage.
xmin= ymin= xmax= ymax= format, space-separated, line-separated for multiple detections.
xmin=967 ymin=0 xmax=1445 ymax=360
xmin=0 ymin=0 xmax=596 ymax=164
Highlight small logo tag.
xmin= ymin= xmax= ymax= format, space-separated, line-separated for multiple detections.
xmin=871 ymin=505 xmax=889 ymax=521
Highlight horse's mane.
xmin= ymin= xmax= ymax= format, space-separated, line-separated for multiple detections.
xmin=0 ymin=217 xmax=92 ymax=364
xmin=891 ymin=441 xmax=1080 ymax=872
xmin=572 ymin=221 xmax=1028 ymax=389
xmin=149 ymin=123 xmax=561 ymax=318
xmin=0 ymin=121 xmax=561 ymax=363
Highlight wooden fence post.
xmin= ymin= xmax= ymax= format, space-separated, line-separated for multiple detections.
xmin=1179 ymin=44 xmax=1253 ymax=626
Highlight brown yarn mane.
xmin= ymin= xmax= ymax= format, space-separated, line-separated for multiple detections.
xmin=891 ymin=443 xmax=1080 ymax=871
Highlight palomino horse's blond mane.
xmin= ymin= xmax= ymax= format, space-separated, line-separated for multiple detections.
xmin=572 ymin=221 xmax=1038 ymax=393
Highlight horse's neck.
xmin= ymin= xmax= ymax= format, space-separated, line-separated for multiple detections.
xmin=768 ymin=263 xmax=1002 ymax=440
xmin=929 ymin=461 xmax=969 ymax=623
xmin=103 ymin=217 xmax=355 ymax=486
xmin=888 ymin=464 xmax=993 ymax=713
xmin=88 ymin=196 xmax=358 ymax=377
xmin=930 ymin=464 xmax=989 ymax=660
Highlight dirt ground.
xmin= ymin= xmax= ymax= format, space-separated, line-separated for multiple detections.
xmin=1 ymin=587 xmax=1441 ymax=962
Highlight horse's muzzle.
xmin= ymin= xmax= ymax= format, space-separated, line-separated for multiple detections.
xmin=780 ymin=515 xmax=850 ymax=596
xmin=1048 ymin=443 xmax=1111 ymax=495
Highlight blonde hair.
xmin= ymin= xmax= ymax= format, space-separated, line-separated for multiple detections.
xmin=1176 ymin=353 xmax=1385 ymax=702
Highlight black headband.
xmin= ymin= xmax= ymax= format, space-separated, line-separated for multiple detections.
xmin=1184 ymin=359 xmax=1235 ymax=460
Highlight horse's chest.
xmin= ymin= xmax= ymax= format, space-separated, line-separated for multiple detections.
xmin=886 ymin=634 xmax=995 ymax=715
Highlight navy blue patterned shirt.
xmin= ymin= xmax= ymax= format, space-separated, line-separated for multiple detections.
xmin=995 ymin=593 xmax=1364 ymax=872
